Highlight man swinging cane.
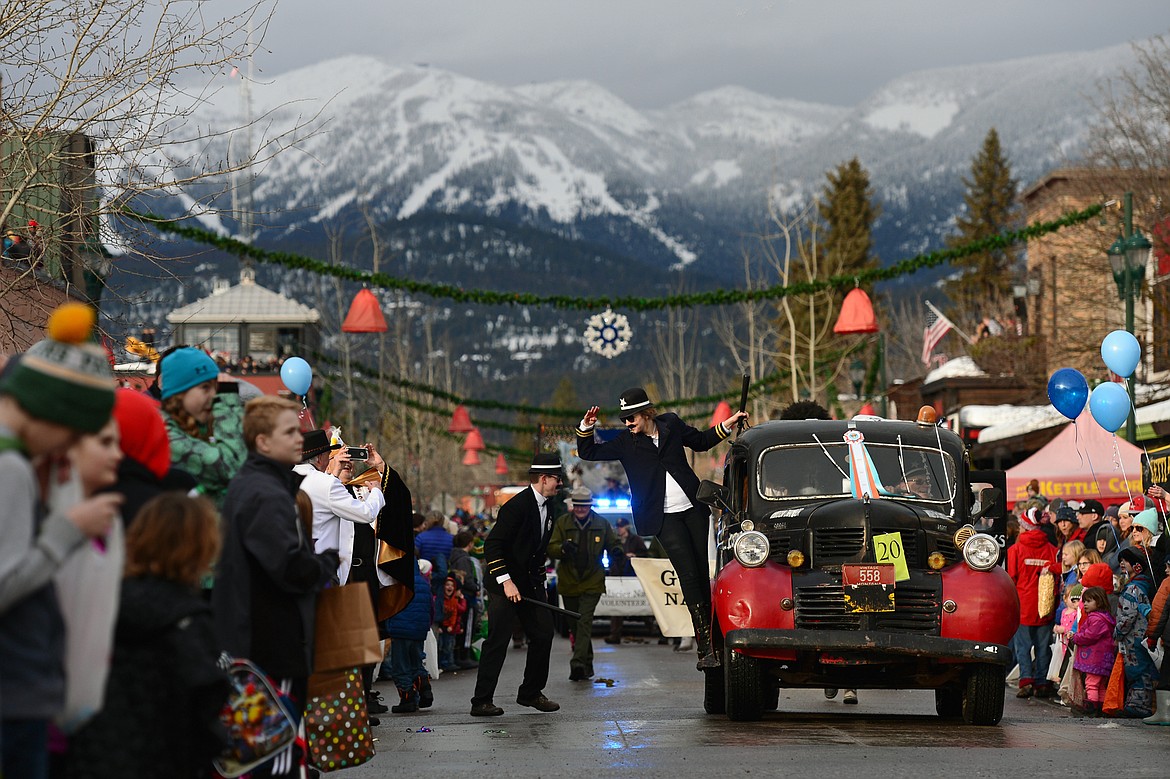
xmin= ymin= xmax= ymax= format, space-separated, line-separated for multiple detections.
xmin=470 ymin=453 xmax=564 ymax=716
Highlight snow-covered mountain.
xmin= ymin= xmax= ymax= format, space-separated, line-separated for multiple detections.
xmin=160 ymin=39 xmax=1132 ymax=281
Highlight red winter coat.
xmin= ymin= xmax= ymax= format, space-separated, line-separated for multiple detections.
xmin=1008 ymin=529 xmax=1059 ymax=626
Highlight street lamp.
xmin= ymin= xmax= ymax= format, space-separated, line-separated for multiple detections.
xmin=1105 ymin=192 xmax=1151 ymax=445
xmin=849 ymin=360 xmax=866 ymax=403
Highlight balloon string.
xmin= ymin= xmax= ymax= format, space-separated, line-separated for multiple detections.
xmin=1114 ymin=436 xmax=1135 ymax=508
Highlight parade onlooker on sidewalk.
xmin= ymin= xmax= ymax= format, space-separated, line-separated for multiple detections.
xmin=1008 ymin=506 xmax=1059 ymax=699
xmin=65 ymin=493 xmax=229 ymax=778
xmin=212 ymin=397 xmax=339 ymax=776
xmin=1113 ymin=547 xmax=1158 ymax=717
xmin=1077 ymin=500 xmax=1120 ymax=572
xmin=547 ymin=486 xmax=622 ymax=681
xmin=107 ymin=388 xmax=196 ymax=526
xmin=416 ymin=510 xmax=454 ymax=596
xmin=1055 ymin=540 xmax=1086 ymax=624
xmin=1053 ymin=507 xmax=1081 ymax=547
xmin=158 ymin=347 xmax=246 ymax=509
xmin=0 ymin=304 xmax=121 ymax=779
xmin=437 ymin=575 xmax=467 ymax=672
xmin=1067 ymin=585 xmax=1116 ymax=717
xmin=448 ymin=530 xmax=481 ymax=670
xmin=384 ymin=560 xmax=435 ymax=713
xmin=1143 ymin=556 xmax=1170 ymax=725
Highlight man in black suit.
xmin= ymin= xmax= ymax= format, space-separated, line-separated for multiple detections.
xmin=470 ymin=453 xmax=564 ymax=716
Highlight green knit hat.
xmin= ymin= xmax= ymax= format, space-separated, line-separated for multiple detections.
xmin=0 ymin=303 xmax=115 ymax=433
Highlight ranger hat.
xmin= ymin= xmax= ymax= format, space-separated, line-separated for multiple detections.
xmin=569 ymin=486 xmax=593 ymax=507
xmin=618 ymin=387 xmax=652 ymax=419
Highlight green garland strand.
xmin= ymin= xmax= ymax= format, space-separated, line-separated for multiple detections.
xmin=127 ymin=204 xmax=1102 ymax=312
xmin=315 ymin=349 xmax=795 ymax=421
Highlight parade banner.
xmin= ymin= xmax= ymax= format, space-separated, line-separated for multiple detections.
xmin=629 ymin=558 xmax=694 ymax=637
xmin=1144 ymin=443 xmax=1170 ymax=493
xmin=592 ymin=576 xmax=654 ymax=618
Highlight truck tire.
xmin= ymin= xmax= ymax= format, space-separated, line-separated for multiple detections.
xmin=961 ymin=664 xmax=1005 ymax=725
xmin=724 ymin=649 xmax=764 ymax=721
xmin=935 ymin=687 xmax=962 ymax=718
xmin=703 ymin=666 xmax=726 ymax=714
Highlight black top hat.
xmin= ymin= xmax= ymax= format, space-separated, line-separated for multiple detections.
xmin=618 ymin=387 xmax=652 ymax=418
xmin=529 ymin=452 xmax=564 ymax=479
xmin=301 ymin=429 xmax=341 ymax=462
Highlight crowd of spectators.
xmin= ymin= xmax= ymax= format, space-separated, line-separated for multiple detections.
xmin=1005 ymin=478 xmax=1170 ymax=722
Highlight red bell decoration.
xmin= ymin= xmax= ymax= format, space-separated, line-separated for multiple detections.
xmin=710 ymin=400 xmax=732 ymax=428
xmin=341 ymin=289 xmax=388 ymax=333
xmin=462 ymin=449 xmax=481 ymax=466
xmin=448 ymin=405 xmax=474 ymax=433
xmin=859 ymin=402 xmax=876 ymax=416
xmin=462 ymin=428 xmax=485 ymax=451
xmin=495 ymin=453 xmax=508 ymax=475
xmin=832 ymin=288 xmax=879 ymax=335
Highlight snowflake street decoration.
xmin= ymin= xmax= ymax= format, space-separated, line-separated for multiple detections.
xmin=584 ymin=308 xmax=632 ymax=359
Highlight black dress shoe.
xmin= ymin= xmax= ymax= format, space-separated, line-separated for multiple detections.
xmin=368 ymin=716 xmax=380 ymax=727
xmin=516 ymin=694 xmax=560 ymax=712
xmin=569 ymin=668 xmax=587 ymax=681
xmin=470 ymin=702 xmax=504 ymax=717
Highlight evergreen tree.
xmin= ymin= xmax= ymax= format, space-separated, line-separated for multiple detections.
xmin=818 ymin=157 xmax=881 ymax=278
xmin=944 ymin=128 xmax=1019 ymax=325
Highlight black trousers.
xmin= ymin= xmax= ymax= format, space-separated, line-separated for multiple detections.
xmin=472 ymin=591 xmax=553 ymax=705
xmin=655 ymin=505 xmax=712 ymax=612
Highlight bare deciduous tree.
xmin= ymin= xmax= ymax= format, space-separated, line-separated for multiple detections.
xmin=0 ymin=0 xmax=317 ymax=324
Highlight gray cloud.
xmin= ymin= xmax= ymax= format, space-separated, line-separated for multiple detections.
xmin=250 ymin=0 xmax=1169 ymax=106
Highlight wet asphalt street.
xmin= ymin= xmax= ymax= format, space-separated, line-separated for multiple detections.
xmin=347 ymin=634 xmax=1169 ymax=778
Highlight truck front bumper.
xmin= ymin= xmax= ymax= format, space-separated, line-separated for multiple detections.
xmin=724 ymin=628 xmax=1011 ymax=665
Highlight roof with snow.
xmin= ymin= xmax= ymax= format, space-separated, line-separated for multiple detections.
xmin=166 ymin=273 xmax=320 ymax=326
xmin=924 ymin=356 xmax=987 ymax=384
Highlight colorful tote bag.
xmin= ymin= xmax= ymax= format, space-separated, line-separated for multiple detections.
xmin=213 ymin=659 xmax=298 ymax=778
xmin=305 ymin=668 xmax=375 ymax=772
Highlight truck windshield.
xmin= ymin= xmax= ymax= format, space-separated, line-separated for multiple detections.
xmin=757 ymin=442 xmax=956 ymax=503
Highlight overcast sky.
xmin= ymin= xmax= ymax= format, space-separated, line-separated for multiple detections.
xmin=248 ymin=1 xmax=1168 ymax=107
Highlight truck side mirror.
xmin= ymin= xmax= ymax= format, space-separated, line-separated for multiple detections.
xmin=972 ymin=487 xmax=1004 ymax=521
xmin=696 ymin=479 xmax=731 ymax=512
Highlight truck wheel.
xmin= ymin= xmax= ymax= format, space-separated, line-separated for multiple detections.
xmin=935 ymin=687 xmax=962 ymax=718
xmin=961 ymin=664 xmax=1005 ymax=725
xmin=703 ymin=666 xmax=726 ymax=714
xmin=724 ymin=649 xmax=764 ymax=721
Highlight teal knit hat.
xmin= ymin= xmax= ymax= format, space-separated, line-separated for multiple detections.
xmin=0 ymin=303 xmax=114 ymax=433
xmin=160 ymin=347 xmax=220 ymax=399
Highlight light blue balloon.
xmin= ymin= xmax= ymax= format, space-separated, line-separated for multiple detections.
xmin=1046 ymin=368 xmax=1089 ymax=420
xmin=280 ymin=356 xmax=313 ymax=396
xmin=1101 ymin=329 xmax=1141 ymax=378
xmin=1088 ymin=381 xmax=1130 ymax=433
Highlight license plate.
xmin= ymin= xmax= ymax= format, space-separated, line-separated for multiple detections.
xmin=842 ymin=563 xmax=896 ymax=587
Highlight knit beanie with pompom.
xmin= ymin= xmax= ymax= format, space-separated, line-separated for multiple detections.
xmin=112 ymin=388 xmax=170 ymax=479
xmin=0 ymin=303 xmax=114 ymax=433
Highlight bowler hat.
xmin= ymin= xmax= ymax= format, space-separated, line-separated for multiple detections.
xmin=529 ymin=452 xmax=564 ymax=480
xmin=618 ymin=387 xmax=652 ymax=419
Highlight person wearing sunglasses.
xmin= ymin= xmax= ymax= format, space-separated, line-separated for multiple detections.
xmin=576 ymin=387 xmax=747 ymax=670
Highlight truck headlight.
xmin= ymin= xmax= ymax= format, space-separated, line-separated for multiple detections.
xmin=962 ymin=533 xmax=999 ymax=571
xmin=733 ymin=531 xmax=770 ymax=567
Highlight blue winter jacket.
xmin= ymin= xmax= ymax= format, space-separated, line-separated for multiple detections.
xmin=383 ymin=566 xmax=433 ymax=641
xmin=415 ymin=527 xmax=453 ymax=582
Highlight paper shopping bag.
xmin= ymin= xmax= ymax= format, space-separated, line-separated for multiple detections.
xmin=313 ymin=584 xmax=382 ymax=674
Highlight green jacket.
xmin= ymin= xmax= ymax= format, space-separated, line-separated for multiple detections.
xmin=547 ymin=510 xmax=622 ymax=597
xmin=162 ymin=392 xmax=246 ymax=508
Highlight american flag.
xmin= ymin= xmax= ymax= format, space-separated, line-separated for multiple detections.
xmin=922 ymin=302 xmax=954 ymax=365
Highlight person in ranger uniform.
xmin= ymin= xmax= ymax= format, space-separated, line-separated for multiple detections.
xmin=547 ymin=486 xmax=623 ymax=681
xmin=470 ymin=453 xmax=564 ymax=717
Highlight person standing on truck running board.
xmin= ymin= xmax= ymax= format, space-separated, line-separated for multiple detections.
xmin=576 ymin=388 xmax=746 ymax=670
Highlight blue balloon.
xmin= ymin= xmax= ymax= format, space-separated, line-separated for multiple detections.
xmin=1101 ymin=330 xmax=1141 ymax=378
xmin=280 ymin=356 xmax=312 ymax=396
xmin=1089 ymin=381 xmax=1130 ymax=433
xmin=1047 ymin=368 xmax=1088 ymax=420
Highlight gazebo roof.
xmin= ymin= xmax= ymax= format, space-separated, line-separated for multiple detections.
xmin=167 ymin=271 xmax=319 ymax=326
